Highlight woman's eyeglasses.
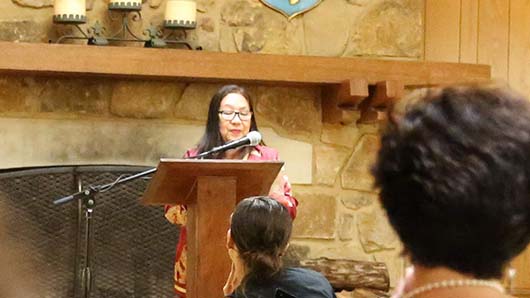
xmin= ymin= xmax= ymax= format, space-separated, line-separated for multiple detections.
xmin=218 ymin=110 xmax=252 ymax=121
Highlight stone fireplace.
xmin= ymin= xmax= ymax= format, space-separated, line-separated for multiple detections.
xmin=0 ymin=75 xmax=391 ymax=297
xmin=0 ymin=1 xmax=497 ymax=297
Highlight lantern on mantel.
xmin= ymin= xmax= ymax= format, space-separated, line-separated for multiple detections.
xmin=53 ymin=0 xmax=86 ymax=24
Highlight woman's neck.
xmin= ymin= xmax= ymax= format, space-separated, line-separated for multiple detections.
xmin=402 ymin=265 xmax=508 ymax=298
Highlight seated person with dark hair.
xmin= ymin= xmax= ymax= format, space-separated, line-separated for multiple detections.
xmin=223 ymin=196 xmax=335 ymax=298
xmin=373 ymin=85 xmax=530 ymax=298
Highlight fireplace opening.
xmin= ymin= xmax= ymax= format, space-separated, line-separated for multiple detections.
xmin=0 ymin=165 xmax=179 ymax=298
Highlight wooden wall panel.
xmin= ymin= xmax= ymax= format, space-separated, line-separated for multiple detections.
xmin=511 ymin=248 xmax=530 ymax=297
xmin=425 ymin=1 xmax=530 ymax=295
xmin=477 ymin=0 xmax=510 ymax=81
xmin=460 ymin=0 xmax=479 ymax=63
xmin=508 ymin=0 xmax=530 ymax=97
xmin=424 ymin=0 xmax=461 ymax=62
xmin=508 ymin=5 xmax=530 ymax=294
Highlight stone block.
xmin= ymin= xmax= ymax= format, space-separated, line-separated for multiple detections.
xmin=337 ymin=288 xmax=389 ymax=298
xmin=303 ymin=0 xmax=352 ymax=56
xmin=111 ymin=80 xmax=185 ymax=119
xmin=221 ymin=0 xmax=260 ymax=27
xmin=283 ymin=17 xmax=305 ymax=55
xmin=5 ymin=77 xmax=111 ymax=115
xmin=148 ymin=0 xmax=162 ymax=8
xmin=314 ymin=144 xmax=350 ymax=186
xmin=282 ymin=243 xmax=310 ymax=267
xmin=0 ymin=20 xmax=48 ymax=42
xmin=219 ymin=0 xmax=303 ymax=55
xmin=12 ymin=0 xmax=52 ymax=8
xmin=261 ymin=127 xmax=312 ymax=185
xmin=0 ymin=118 xmax=204 ymax=169
xmin=219 ymin=24 xmax=237 ymax=53
xmin=86 ymin=0 xmax=95 ymax=10
xmin=344 ymin=0 xmax=423 ymax=58
xmin=292 ymin=188 xmax=336 ymax=239
xmin=256 ymin=6 xmax=301 ymax=55
xmin=341 ymin=134 xmax=380 ymax=191
xmin=372 ymin=250 xmax=405 ymax=288
xmin=0 ymin=76 xmax=26 ymax=113
xmin=346 ymin=0 xmax=370 ymax=5
xmin=256 ymin=86 xmax=321 ymax=140
xmin=321 ymin=123 xmax=361 ymax=148
xmin=199 ymin=17 xmax=215 ymax=33
xmin=40 ymin=77 xmax=111 ymax=114
xmin=173 ymin=83 xmax=221 ymax=121
xmin=340 ymin=190 xmax=375 ymax=210
xmin=357 ymin=207 xmax=397 ymax=253
xmin=197 ymin=0 xmax=215 ymax=13
xmin=233 ymin=27 xmax=264 ymax=53
xmin=338 ymin=213 xmax=355 ymax=241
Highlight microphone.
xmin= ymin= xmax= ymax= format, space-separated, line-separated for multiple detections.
xmin=190 ymin=131 xmax=262 ymax=159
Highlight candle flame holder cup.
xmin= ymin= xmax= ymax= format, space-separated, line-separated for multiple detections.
xmin=108 ymin=1 xmax=142 ymax=11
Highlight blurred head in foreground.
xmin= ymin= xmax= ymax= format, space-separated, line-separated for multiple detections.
xmin=373 ymin=85 xmax=530 ymax=279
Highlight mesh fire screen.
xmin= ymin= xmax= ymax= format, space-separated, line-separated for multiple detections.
xmin=0 ymin=166 xmax=180 ymax=298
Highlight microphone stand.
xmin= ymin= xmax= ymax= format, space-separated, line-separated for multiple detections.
xmin=52 ymin=144 xmax=241 ymax=297
xmin=54 ymin=167 xmax=159 ymax=298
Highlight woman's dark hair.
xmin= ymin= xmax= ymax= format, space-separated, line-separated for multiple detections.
xmin=373 ymin=85 xmax=530 ymax=279
xmin=196 ymin=85 xmax=261 ymax=158
xmin=230 ymin=196 xmax=292 ymax=285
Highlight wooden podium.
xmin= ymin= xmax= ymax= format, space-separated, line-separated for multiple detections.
xmin=142 ymin=159 xmax=283 ymax=298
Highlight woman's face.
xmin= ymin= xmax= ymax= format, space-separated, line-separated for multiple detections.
xmin=218 ymin=92 xmax=252 ymax=143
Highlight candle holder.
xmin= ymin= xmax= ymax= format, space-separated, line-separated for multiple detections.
xmin=144 ymin=18 xmax=198 ymax=49
xmin=53 ymin=0 xmax=200 ymax=50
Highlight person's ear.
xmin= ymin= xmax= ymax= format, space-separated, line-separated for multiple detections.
xmin=279 ymin=243 xmax=290 ymax=256
xmin=226 ymin=229 xmax=236 ymax=249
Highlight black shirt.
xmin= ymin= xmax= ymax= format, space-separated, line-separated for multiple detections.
xmin=227 ymin=267 xmax=336 ymax=298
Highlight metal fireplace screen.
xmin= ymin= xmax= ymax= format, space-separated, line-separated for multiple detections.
xmin=0 ymin=166 xmax=179 ymax=298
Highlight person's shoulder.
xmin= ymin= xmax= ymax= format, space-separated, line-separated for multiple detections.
xmin=255 ymin=145 xmax=278 ymax=159
xmin=184 ymin=148 xmax=199 ymax=158
xmin=284 ymin=267 xmax=327 ymax=281
xmin=281 ymin=268 xmax=335 ymax=297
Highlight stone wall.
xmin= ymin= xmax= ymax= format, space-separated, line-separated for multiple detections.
xmin=0 ymin=0 xmax=424 ymax=290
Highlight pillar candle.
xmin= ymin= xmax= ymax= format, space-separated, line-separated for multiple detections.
xmin=54 ymin=0 xmax=86 ymax=23
xmin=164 ymin=0 xmax=197 ymax=29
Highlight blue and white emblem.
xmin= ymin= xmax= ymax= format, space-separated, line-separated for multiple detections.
xmin=260 ymin=0 xmax=322 ymax=20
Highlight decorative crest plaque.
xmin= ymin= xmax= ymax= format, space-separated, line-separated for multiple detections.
xmin=260 ymin=0 xmax=322 ymax=20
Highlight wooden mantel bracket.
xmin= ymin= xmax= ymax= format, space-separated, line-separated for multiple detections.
xmin=322 ymin=79 xmax=369 ymax=125
xmin=323 ymin=80 xmax=405 ymax=125
xmin=358 ymin=80 xmax=405 ymax=124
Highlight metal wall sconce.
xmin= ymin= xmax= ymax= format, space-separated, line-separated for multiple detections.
xmin=53 ymin=0 xmax=200 ymax=49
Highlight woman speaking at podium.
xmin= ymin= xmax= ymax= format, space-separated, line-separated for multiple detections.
xmin=164 ymin=84 xmax=298 ymax=297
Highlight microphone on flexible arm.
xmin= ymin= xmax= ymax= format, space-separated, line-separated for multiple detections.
xmin=189 ymin=131 xmax=262 ymax=159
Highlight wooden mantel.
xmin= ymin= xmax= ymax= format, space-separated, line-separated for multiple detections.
xmin=0 ymin=41 xmax=489 ymax=85
xmin=0 ymin=41 xmax=491 ymax=123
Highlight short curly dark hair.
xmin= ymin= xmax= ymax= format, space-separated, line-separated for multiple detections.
xmin=373 ymin=85 xmax=530 ymax=279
